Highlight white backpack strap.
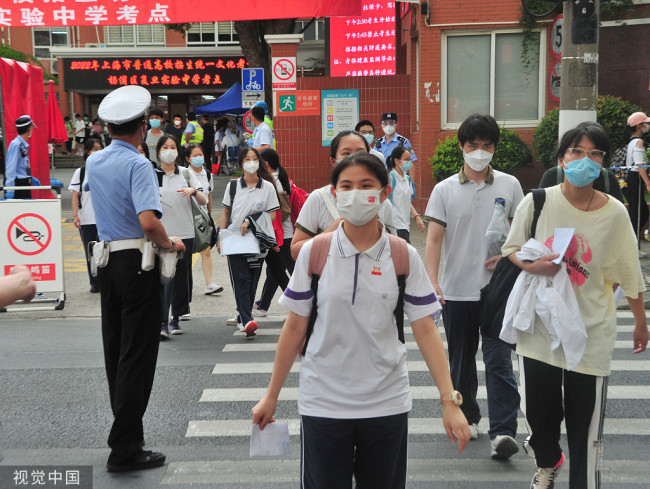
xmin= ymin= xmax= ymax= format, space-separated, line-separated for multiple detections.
xmin=318 ymin=187 xmax=340 ymax=220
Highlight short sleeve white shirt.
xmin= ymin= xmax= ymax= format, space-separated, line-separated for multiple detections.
xmin=191 ymin=166 xmax=212 ymax=212
xmin=279 ymin=221 xmax=441 ymax=418
xmin=253 ymin=121 xmax=273 ymax=147
xmin=68 ymin=167 xmax=95 ymax=225
xmin=390 ymin=170 xmax=413 ymax=231
xmin=424 ymin=167 xmax=524 ymax=300
xmin=222 ymin=177 xmax=280 ymax=231
xmin=158 ymin=167 xmax=203 ymax=239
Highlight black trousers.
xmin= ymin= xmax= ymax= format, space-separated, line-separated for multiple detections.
xmin=79 ymin=224 xmax=99 ymax=288
xmin=256 ymin=238 xmax=295 ymax=311
xmin=521 ymin=356 xmax=608 ymax=489
xmin=98 ymin=250 xmax=162 ymax=458
xmin=11 ymin=176 xmax=32 ymax=199
xmin=441 ymin=300 xmax=481 ymax=424
xmin=300 ymin=413 xmax=408 ymax=489
xmin=623 ymin=171 xmax=649 ymax=238
xmin=227 ymin=253 xmax=264 ymax=325
xmin=162 ymin=237 xmax=193 ymax=321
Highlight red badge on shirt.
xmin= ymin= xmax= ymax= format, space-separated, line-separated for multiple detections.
xmin=371 ymin=266 xmax=382 ymax=276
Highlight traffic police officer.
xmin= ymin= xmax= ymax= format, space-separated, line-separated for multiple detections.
xmin=4 ymin=115 xmax=36 ymax=199
xmin=86 ymin=85 xmax=186 ymax=473
xmin=374 ymin=112 xmax=418 ymax=163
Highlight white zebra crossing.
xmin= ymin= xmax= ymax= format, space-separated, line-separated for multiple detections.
xmin=167 ymin=311 xmax=650 ymax=486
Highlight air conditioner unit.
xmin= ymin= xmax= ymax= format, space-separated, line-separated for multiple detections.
xmin=50 ymin=58 xmax=58 ymax=74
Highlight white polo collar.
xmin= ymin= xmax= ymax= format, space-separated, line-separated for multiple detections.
xmin=334 ymin=220 xmax=388 ymax=261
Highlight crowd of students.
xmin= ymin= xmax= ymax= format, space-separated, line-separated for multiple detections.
xmin=60 ymin=103 xmax=649 ymax=489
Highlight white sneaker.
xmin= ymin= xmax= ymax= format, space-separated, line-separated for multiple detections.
xmin=226 ymin=316 xmax=239 ymax=326
xmin=204 ymin=283 xmax=224 ymax=295
xmin=490 ymin=434 xmax=519 ymax=460
xmin=469 ymin=423 xmax=479 ymax=440
xmin=530 ymin=453 xmax=565 ymax=489
xmin=180 ymin=313 xmax=191 ymax=321
xmin=252 ymin=308 xmax=268 ymax=317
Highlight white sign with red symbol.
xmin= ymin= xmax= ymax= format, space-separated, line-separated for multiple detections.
xmin=0 ymin=200 xmax=63 ymax=293
xmin=243 ymin=110 xmax=255 ymax=134
xmin=272 ymin=57 xmax=296 ymax=90
xmin=549 ymin=62 xmax=562 ymax=102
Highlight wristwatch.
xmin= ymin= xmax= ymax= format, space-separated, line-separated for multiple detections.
xmin=165 ymin=238 xmax=176 ymax=253
xmin=440 ymin=390 xmax=463 ymax=406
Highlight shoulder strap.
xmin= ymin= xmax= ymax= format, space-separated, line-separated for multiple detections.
xmin=229 ymin=179 xmax=237 ymax=203
xmin=530 ymin=188 xmax=546 ymax=239
xmin=318 ymin=187 xmax=340 ymax=220
xmin=387 ymin=233 xmax=410 ymax=344
xmin=181 ymin=167 xmax=191 ymax=187
xmin=78 ymin=167 xmax=86 ymax=209
xmin=555 ymin=165 xmax=564 ymax=184
xmin=302 ymin=232 xmax=334 ymax=356
xmin=389 ymin=172 xmax=396 ymax=202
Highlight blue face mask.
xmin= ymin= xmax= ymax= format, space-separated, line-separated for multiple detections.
xmin=150 ymin=119 xmax=161 ymax=129
xmin=401 ymin=160 xmax=412 ymax=172
xmin=190 ymin=156 xmax=204 ymax=168
xmin=363 ymin=133 xmax=374 ymax=146
xmin=564 ymin=157 xmax=601 ymax=187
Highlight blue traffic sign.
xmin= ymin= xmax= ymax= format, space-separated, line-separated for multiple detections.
xmin=242 ymin=68 xmax=264 ymax=92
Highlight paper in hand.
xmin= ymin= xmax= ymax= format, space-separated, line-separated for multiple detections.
xmin=551 ymin=228 xmax=574 ymax=264
xmin=250 ymin=422 xmax=291 ymax=458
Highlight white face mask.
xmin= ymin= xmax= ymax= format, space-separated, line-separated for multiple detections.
xmin=174 ymin=120 xmax=181 ymax=126
xmin=336 ymin=188 xmax=382 ymax=226
xmin=159 ymin=149 xmax=178 ymax=164
xmin=243 ymin=160 xmax=259 ymax=174
xmin=382 ymin=124 xmax=396 ymax=136
xmin=463 ymin=149 xmax=493 ymax=172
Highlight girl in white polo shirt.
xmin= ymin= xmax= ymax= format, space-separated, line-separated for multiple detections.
xmin=185 ymin=143 xmax=224 ymax=296
xmin=252 ymin=153 xmax=470 ymax=489
xmin=156 ymin=135 xmax=207 ymax=338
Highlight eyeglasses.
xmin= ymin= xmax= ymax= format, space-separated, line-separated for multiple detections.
xmin=567 ymin=147 xmax=606 ymax=160
xmin=401 ymin=159 xmax=412 ymax=165
xmin=382 ymin=121 xmax=396 ymax=126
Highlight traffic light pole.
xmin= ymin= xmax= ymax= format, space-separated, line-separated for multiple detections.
xmin=558 ymin=0 xmax=600 ymax=138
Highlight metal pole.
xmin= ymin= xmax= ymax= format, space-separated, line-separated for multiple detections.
xmin=558 ymin=0 xmax=600 ymax=139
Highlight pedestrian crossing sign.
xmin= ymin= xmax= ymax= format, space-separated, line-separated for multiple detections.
xmin=279 ymin=95 xmax=296 ymax=113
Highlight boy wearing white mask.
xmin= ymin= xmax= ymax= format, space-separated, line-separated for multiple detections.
xmin=374 ymin=113 xmax=417 ymax=163
xmin=424 ymin=113 xmax=524 ymax=460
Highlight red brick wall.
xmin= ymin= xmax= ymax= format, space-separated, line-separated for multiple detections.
xmin=275 ymin=75 xmax=411 ymax=192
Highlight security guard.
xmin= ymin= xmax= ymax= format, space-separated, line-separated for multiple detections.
xmin=181 ymin=111 xmax=204 ymax=146
xmin=4 ymin=115 xmax=36 ymax=199
xmin=86 ymin=85 xmax=186 ymax=473
xmin=374 ymin=112 xmax=418 ymax=163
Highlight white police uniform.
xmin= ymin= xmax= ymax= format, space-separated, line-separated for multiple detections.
xmin=85 ymin=85 xmax=166 ymax=470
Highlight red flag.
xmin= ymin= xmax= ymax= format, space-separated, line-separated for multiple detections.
xmin=46 ymin=81 xmax=68 ymax=145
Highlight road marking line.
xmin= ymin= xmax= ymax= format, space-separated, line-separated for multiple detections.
xmin=199 ymin=385 xmax=648 ymax=403
xmin=211 ymin=360 xmax=650 ymax=375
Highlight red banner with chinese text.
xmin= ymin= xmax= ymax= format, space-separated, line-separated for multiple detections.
xmin=0 ymin=1 xmax=361 ymax=28
xmin=329 ymin=0 xmax=396 ymax=77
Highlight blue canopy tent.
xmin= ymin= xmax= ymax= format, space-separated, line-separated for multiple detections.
xmin=194 ymin=82 xmax=249 ymax=116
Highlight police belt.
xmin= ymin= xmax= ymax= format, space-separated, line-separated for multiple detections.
xmin=107 ymin=238 xmax=144 ymax=253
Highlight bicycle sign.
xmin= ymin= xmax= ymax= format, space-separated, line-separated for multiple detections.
xmin=242 ymin=68 xmax=264 ymax=92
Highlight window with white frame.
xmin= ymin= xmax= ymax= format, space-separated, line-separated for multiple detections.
xmin=443 ymin=30 xmax=544 ymax=127
xmin=186 ymin=22 xmax=239 ymax=46
xmin=33 ymin=27 xmax=68 ymax=58
xmin=104 ymin=25 xmax=165 ymax=46
xmin=294 ymin=19 xmax=325 ymax=41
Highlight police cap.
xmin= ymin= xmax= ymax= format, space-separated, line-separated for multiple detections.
xmin=15 ymin=115 xmax=36 ymax=129
xmin=381 ymin=113 xmax=397 ymax=122
xmin=98 ymin=85 xmax=151 ymax=124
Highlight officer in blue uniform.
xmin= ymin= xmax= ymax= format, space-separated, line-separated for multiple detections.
xmin=86 ymin=85 xmax=186 ymax=473
xmin=4 ymin=115 xmax=36 ymax=199
xmin=374 ymin=112 xmax=418 ymax=163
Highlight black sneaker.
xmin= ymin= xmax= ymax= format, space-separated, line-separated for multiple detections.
xmin=106 ymin=450 xmax=165 ymax=473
